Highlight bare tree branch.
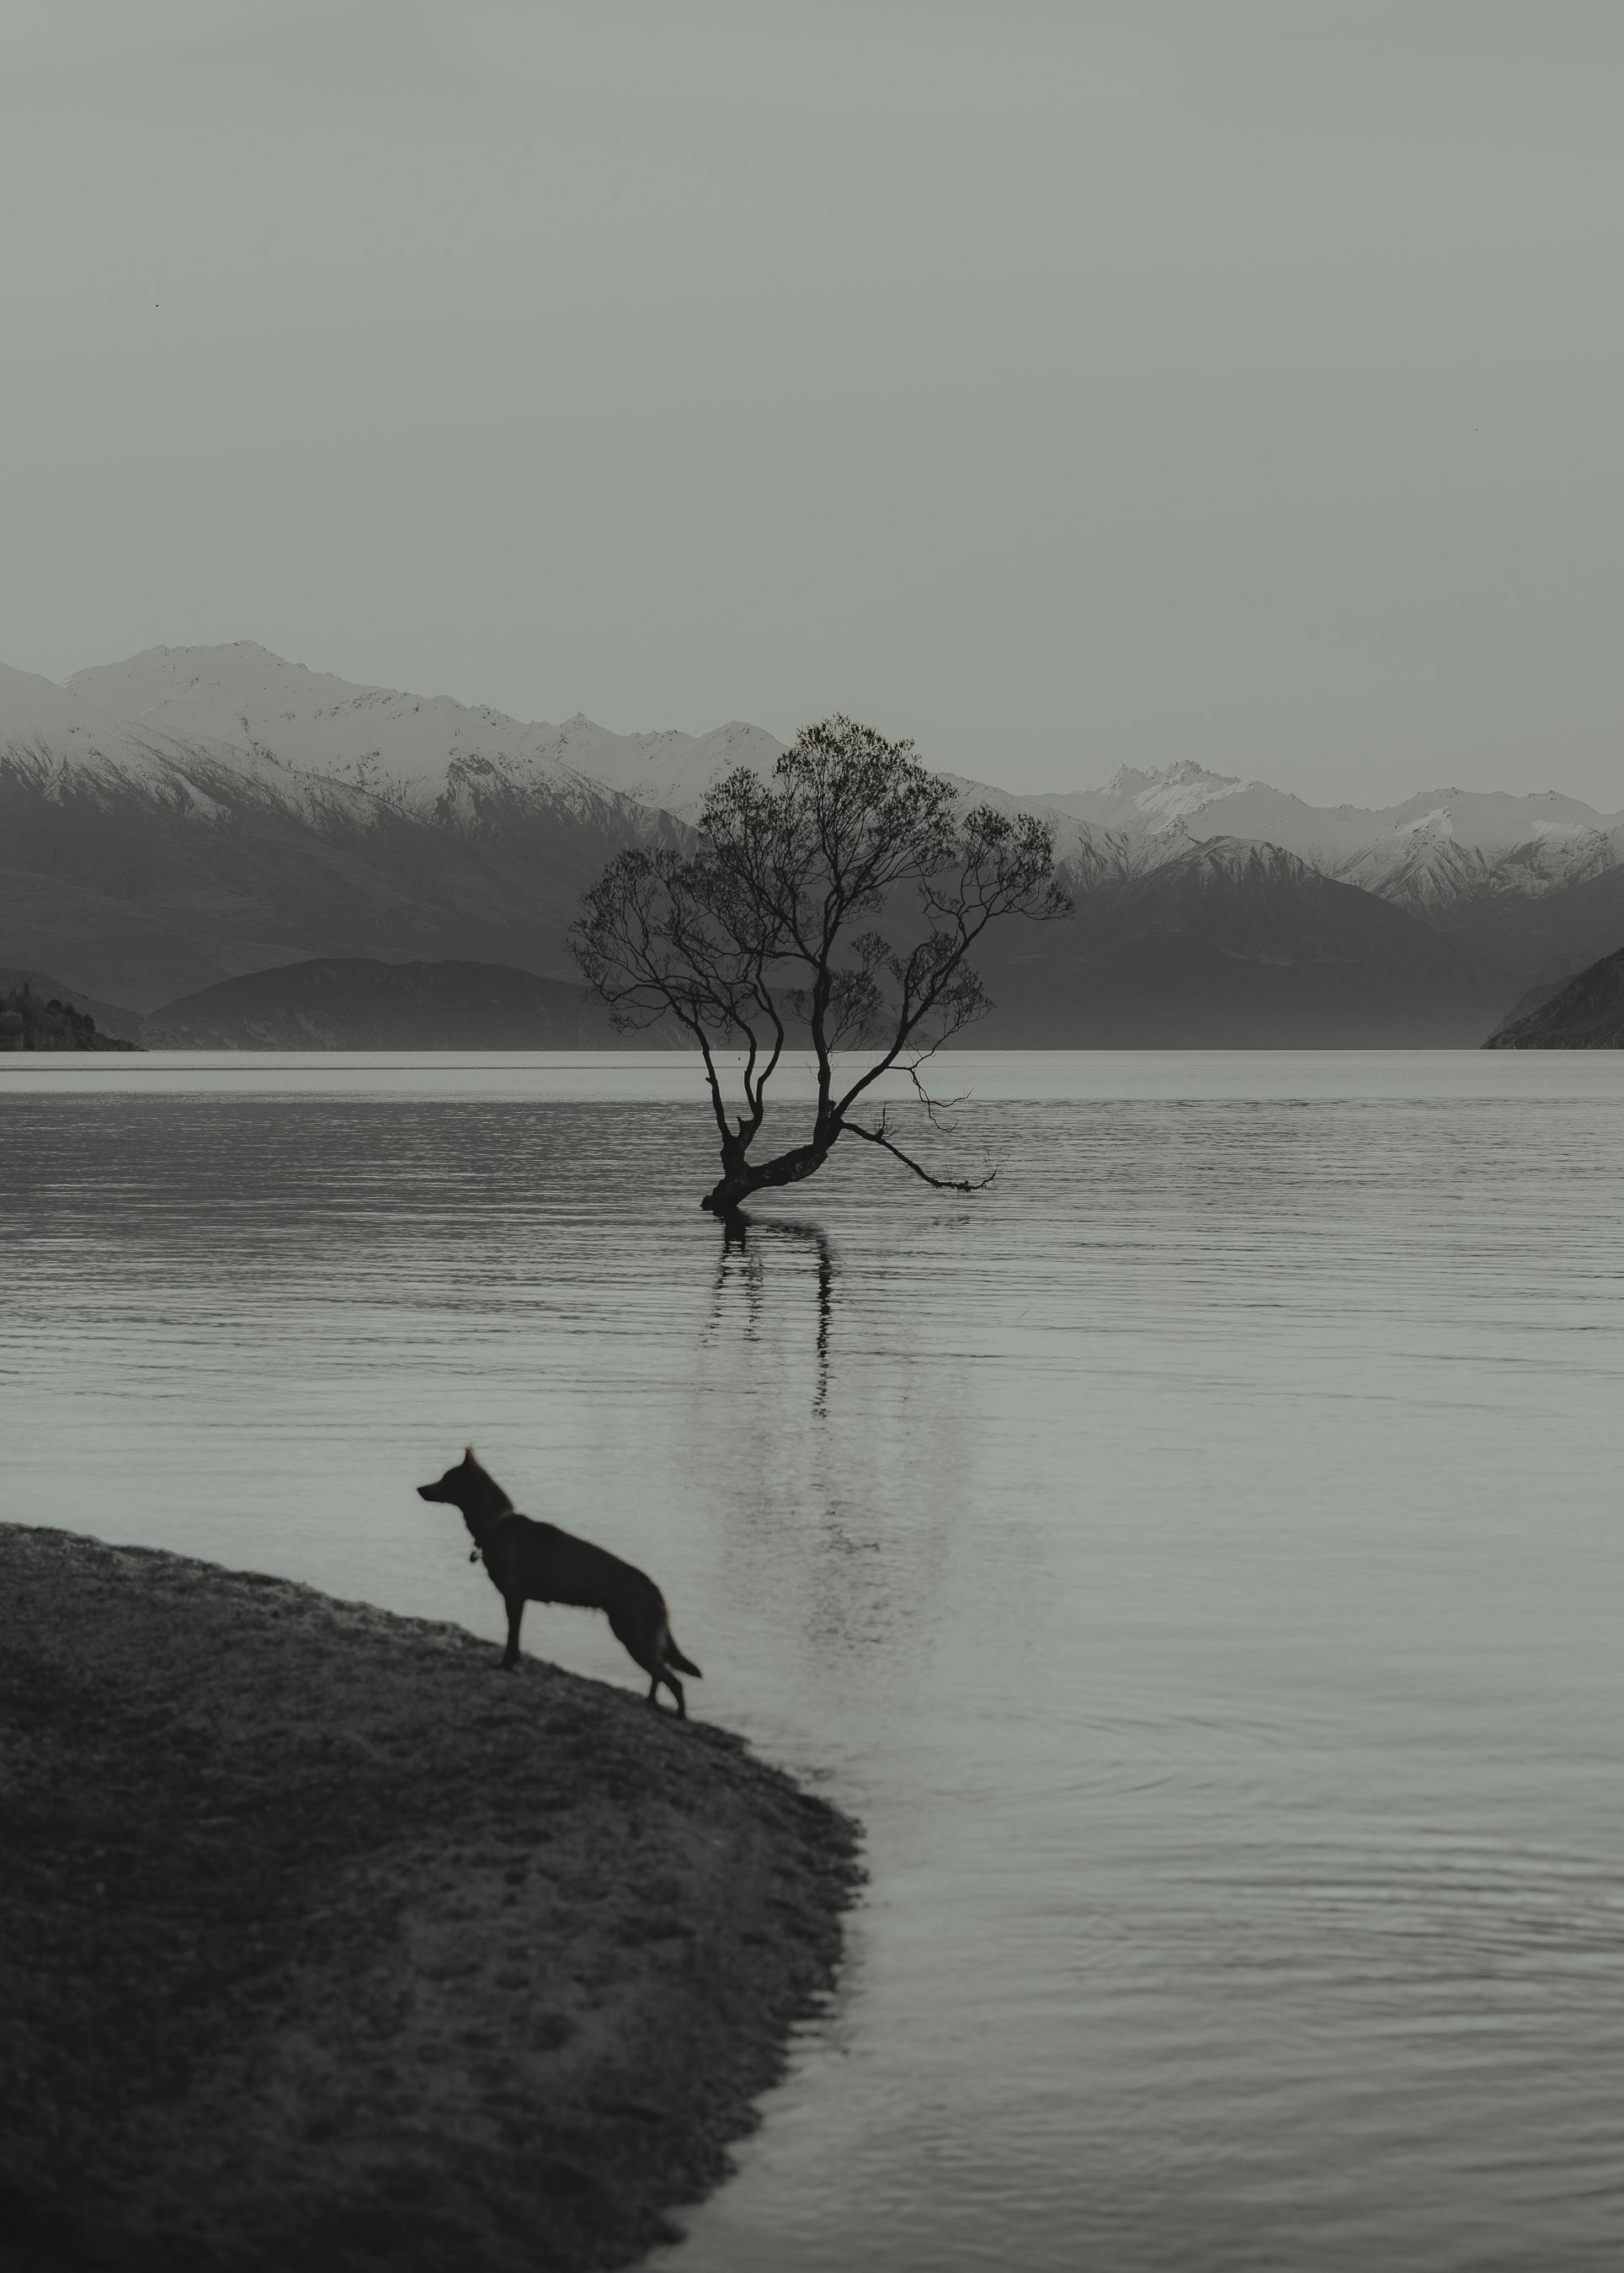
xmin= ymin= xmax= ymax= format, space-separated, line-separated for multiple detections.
xmin=844 ymin=1114 xmax=998 ymax=1194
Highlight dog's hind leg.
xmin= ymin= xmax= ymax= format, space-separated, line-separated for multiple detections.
xmin=502 ymin=1595 xmax=525 ymax=1670
xmin=612 ymin=1606 xmax=684 ymax=1716
xmin=641 ymin=1665 xmax=685 ymax=1717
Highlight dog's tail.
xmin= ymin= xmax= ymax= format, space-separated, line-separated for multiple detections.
xmin=662 ymin=1624 xmax=702 ymax=1679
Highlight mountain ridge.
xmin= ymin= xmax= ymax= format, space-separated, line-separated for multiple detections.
xmin=46 ymin=644 xmax=1624 ymax=884
xmin=1485 ymin=945 xmax=1624 ymax=1050
xmin=6 ymin=640 xmax=1619 ymax=1039
xmin=66 ymin=645 xmax=785 ymax=825
xmin=972 ymin=836 xmax=1514 ymax=1049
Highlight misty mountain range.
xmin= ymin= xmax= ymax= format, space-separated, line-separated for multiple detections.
xmin=3 ymin=641 xmax=1621 ymax=1046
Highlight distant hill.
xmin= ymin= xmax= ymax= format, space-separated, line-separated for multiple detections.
xmin=1484 ymin=945 xmax=1624 ymax=1049
xmin=1429 ymin=861 xmax=1624 ymax=988
xmin=1483 ymin=977 xmax=1568 ymax=1033
xmin=142 ymin=958 xmax=682 ymax=1050
xmin=0 ymin=967 xmax=145 ymax=1043
xmin=0 ymin=983 xmax=140 ymax=1051
xmin=971 ymin=840 xmax=1519 ymax=1048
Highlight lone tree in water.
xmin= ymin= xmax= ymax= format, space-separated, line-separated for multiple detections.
xmin=572 ymin=716 xmax=1070 ymax=1215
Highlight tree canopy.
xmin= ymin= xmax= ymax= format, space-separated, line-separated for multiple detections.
xmin=572 ymin=716 xmax=1070 ymax=1215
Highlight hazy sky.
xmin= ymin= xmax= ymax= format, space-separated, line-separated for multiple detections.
xmin=5 ymin=2 xmax=1621 ymax=804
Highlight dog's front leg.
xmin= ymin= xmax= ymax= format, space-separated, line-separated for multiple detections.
xmin=502 ymin=1595 xmax=525 ymax=1670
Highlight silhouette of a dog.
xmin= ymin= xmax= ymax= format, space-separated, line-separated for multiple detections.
xmin=417 ymin=1448 xmax=701 ymax=1716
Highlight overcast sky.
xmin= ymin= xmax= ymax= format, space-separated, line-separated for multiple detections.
xmin=5 ymin=1 xmax=1621 ymax=804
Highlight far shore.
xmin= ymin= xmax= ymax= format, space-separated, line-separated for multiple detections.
xmin=0 ymin=1525 xmax=861 ymax=2273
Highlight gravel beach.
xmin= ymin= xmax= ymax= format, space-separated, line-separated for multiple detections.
xmin=0 ymin=1525 xmax=862 ymax=2272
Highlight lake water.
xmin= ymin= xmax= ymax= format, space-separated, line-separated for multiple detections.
xmin=4 ymin=1049 xmax=1624 ymax=2271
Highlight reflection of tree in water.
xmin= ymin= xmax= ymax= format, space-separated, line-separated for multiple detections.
xmin=691 ymin=1205 xmax=975 ymax=1690
xmin=710 ymin=1211 xmax=836 ymax=1413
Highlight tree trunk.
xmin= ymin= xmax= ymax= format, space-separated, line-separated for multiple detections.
xmin=700 ymin=1139 xmax=835 ymax=1216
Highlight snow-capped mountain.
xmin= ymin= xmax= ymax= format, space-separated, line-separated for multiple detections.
xmin=0 ymin=659 xmax=173 ymax=776
xmin=6 ymin=637 xmax=1621 ymax=1031
xmin=1010 ymin=759 xmax=1624 ymax=981
xmin=0 ymin=653 xmax=685 ymax=1009
xmin=67 ymin=645 xmax=783 ymax=824
xmin=535 ymin=717 xmax=785 ymax=818
xmin=0 ymin=657 xmax=422 ymax=832
xmin=51 ymin=646 xmax=1624 ymax=921
xmin=1023 ymin=759 xmax=1624 ymax=882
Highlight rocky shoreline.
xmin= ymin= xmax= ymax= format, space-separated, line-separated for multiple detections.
xmin=0 ymin=1525 xmax=862 ymax=2271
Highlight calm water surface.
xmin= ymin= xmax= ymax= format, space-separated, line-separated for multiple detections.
xmin=4 ymin=1051 xmax=1624 ymax=2271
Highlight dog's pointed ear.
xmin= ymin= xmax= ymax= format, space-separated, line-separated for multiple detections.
xmin=465 ymin=1443 xmax=476 ymax=1461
